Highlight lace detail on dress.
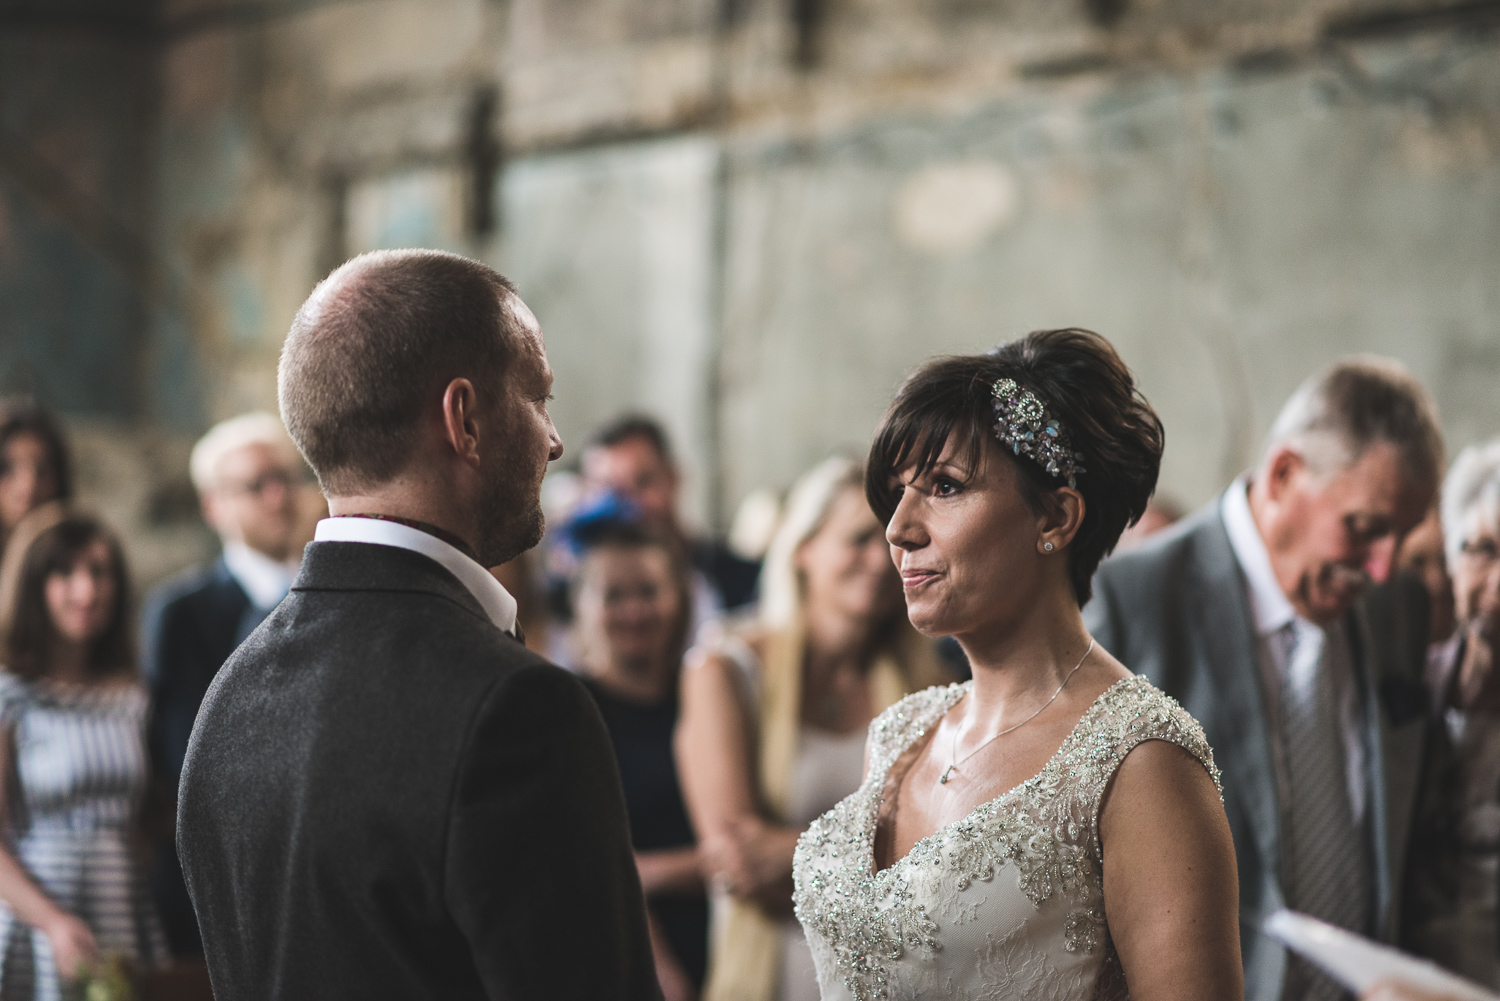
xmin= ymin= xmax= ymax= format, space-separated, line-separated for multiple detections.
xmin=792 ymin=676 xmax=1221 ymax=1001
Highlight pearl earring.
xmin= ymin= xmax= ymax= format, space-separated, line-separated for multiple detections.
xmin=1044 ymin=542 xmax=1054 ymax=552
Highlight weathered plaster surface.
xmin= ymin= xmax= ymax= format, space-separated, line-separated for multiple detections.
xmin=2 ymin=0 xmax=1499 ymax=580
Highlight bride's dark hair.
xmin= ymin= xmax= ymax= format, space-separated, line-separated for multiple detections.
xmin=866 ymin=328 xmax=1163 ymax=606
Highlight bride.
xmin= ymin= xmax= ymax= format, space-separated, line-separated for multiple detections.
xmin=792 ymin=329 xmax=1242 ymax=1001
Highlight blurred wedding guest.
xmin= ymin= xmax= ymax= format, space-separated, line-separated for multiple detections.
xmin=572 ymin=521 xmax=705 ymax=1001
xmin=1113 ymin=495 xmax=1183 ymax=552
xmin=1400 ymin=506 xmax=1459 ymax=645
xmin=0 ymin=505 xmax=167 ymax=995
xmin=676 ymin=457 xmax=947 ymax=1001
xmin=582 ymin=416 xmax=760 ymax=620
xmin=1087 ymin=357 xmax=1444 ymax=1001
xmin=140 ymin=412 xmax=304 ymax=957
xmin=1403 ymin=439 xmax=1500 ymax=988
xmin=0 ymin=400 xmax=71 ymax=558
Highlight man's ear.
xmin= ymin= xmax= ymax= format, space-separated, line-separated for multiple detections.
xmin=440 ymin=378 xmax=482 ymax=466
xmin=200 ymin=491 xmax=222 ymax=535
xmin=1263 ymin=445 xmax=1306 ymax=503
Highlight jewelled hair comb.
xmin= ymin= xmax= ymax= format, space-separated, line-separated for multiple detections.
xmin=991 ymin=377 xmax=1086 ymax=488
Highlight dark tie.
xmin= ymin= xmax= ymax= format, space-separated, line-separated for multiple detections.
xmin=1281 ymin=621 xmax=1370 ymax=1001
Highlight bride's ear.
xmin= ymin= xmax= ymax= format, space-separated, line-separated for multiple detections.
xmin=1036 ymin=487 xmax=1085 ymax=555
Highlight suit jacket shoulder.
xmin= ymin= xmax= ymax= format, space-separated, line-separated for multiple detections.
xmin=178 ymin=541 xmax=659 ymax=1001
xmin=1085 ymin=504 xmax=1240 ymax=689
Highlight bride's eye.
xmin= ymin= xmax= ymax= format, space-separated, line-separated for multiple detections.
xmin=933 ymin=476 xmax=962 ymax=497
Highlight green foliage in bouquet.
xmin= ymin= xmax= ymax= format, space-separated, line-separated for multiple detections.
xmin=73 ymin=955 xmax=136 ymax=1001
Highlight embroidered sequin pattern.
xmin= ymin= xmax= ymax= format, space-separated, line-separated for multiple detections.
xmin=792 ymin=676 xmax=1221 ymax=1001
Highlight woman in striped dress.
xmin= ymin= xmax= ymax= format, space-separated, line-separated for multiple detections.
xmin=0 ymin=504 xmax=166 ymax=999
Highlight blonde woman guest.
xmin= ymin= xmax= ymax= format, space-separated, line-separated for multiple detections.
xmin=676 ymin=458 xmax=948 ymax=1001
xmin=0 ymin=504 xmax=167 ymax=996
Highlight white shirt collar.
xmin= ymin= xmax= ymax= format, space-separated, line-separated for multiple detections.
xmin=312 ymin=517 xmax=518 ymax=634
xmin=1220 ymin=476 xmax=1298 ymax=637
xmin=221 ymin=541 xmax=295 ymax=612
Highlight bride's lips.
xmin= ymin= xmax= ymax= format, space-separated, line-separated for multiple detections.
xmin=900 ymin=568 xmax=941 ymax=591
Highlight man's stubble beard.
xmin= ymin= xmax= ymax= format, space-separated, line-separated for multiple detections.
xmin=474 ymin=457 xmax=546 ymax=567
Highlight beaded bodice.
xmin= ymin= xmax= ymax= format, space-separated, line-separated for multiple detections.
xmin=791 ymin=676 xmax=1220 ymax=1001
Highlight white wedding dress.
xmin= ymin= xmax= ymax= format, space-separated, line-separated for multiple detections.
xmin=791 ymin=676 xmax=1220 ymax=1001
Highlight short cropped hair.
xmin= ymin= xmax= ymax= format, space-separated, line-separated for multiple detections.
xmin=189 ymin=412 xmax=296 ymax=494
xmin=585 ymin=414 xmax=674 ymax=465
xmin=278 ymin=250 xmax=520 ymax=493
xmin=867 ymin=329 xmax=1163 ymax=606
xmin=0 ymin=398 xmax=72 ymax=503
xmin=1441 ymin=438 xmax=1500 ymax=565
xmin=1265 ymin=356 xmax=1443 ymax=488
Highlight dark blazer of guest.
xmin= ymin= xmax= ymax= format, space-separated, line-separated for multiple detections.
xmin=177 ymin=540 xmax=660 ymax=1001
xmin=1083 ymin=500 xmax=1435 ymax=1001
xmin=143 ymin=558 xmax=265 ymax=795
xmin=141 ymin=557 xmax=266 ymax=956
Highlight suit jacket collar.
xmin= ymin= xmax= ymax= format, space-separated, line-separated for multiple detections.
xmin=1346 ymin=577 xmax=1431 ymax=938
xmin=293 ymin=540 xmax=498 ymax=631
xmin=1189 ymin=498 xmax=1426 ymax=938
xmin=1184 ymin=501 xmax=1284 ymax=879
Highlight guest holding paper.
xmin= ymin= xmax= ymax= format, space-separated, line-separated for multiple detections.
xmin=1087 ymin=358 xmax=1445 ymax=1001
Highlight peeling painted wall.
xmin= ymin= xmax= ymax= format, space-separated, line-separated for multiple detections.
xmin=3 ymin=0 xmax=1499 ymax=581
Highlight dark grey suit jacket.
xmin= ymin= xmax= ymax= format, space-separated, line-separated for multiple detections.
xmin=178 ymin=540 xmax=661 ymax=1001
xmin=1084 ymin=500 xmax=1434 ymax=1001
xmin=142 ymin=556 xmax=269 ymax=957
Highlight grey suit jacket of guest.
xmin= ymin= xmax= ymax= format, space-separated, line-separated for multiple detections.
xmin=177 ymin=540 xmax=662 ymax=1001
xmin=1083 ymin=500 xmax=1432 ymax=1001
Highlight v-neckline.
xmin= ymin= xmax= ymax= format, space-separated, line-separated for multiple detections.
xmin=869 ymin=677 xmax=1134 ymax=876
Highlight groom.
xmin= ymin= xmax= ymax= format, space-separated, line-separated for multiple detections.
xmin=177 ymin=249 xmax=661 ymax=1000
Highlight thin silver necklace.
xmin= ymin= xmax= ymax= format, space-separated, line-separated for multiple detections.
xmin=938 ymin=639 xmax=1095 ymax=786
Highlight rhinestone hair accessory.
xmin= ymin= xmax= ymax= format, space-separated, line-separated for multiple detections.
xmin=991 ymin=377 xmax=1087 ymax=488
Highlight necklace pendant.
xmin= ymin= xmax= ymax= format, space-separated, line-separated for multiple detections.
xmin=938 ymin=764 xmax=955 ymax=785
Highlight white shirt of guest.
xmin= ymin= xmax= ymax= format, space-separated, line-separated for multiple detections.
xmin=312 ymin=516 xmax=518 ymax=635
xmin=1220 ymin=476 xmax=1368 ymax=825
xmin=222 ymin=541 xmax=295 ymax=612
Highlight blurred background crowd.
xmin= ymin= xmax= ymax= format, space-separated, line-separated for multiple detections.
xmin=0 ymin=387 xmax=1498 ymax=1001
xmin=3 ymin=0 xmax=1500 ymax=998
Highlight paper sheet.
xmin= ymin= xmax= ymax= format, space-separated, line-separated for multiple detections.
xmin=1263 ymin=910 xmax=1499 ymax=1001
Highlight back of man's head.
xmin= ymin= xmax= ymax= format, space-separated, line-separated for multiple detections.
xmin=278 ymin=249 xmax=518 ymax=495
xmin=1264 ymin=355 xmax=1444 ymax=490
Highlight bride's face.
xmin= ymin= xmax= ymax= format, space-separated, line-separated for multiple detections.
xmin=884 ymin=432 xmax=1048 ymax=640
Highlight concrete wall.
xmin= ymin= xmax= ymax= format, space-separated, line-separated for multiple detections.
xmin=4 ymin=0 xmax=1499 ymax=582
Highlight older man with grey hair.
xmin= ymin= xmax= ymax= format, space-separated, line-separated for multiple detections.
xmin=1086 ymin=356 xmax=1445 ymax=1001
xmin=1400 ymin=439 xmax=1500 ymax=989
xmin=142 ymin=411 xmax=307 ymax=958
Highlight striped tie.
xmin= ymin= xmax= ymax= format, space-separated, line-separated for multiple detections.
xmin=1280 ymin=621 xmax=1370 ymax=1001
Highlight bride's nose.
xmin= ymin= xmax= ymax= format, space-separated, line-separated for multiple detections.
xmin=885 ymin=490 xmax=928 ymax=552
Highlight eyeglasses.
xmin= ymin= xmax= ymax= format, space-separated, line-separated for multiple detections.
xmin=1459 ymin=538 xmax=1500 ymax=565
xmin=222 ymin=470 xmax=301 ymax=498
